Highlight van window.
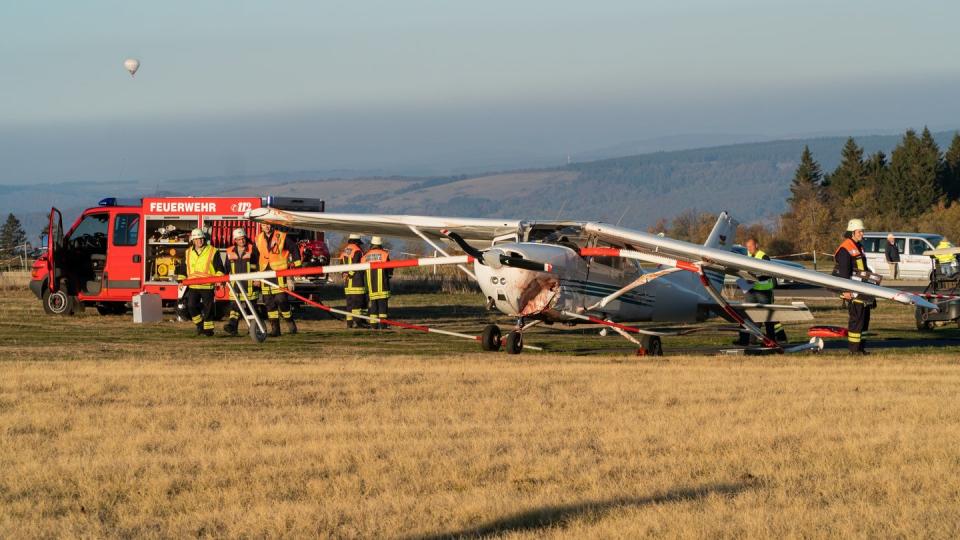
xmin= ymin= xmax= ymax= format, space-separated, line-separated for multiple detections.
xmin=113 ymin=214 xmax=140 ymax=246
xmin=909 ymin=238 xmax=932 ymax=255
xmin=861 ymin=237 xmax=882 ymax=253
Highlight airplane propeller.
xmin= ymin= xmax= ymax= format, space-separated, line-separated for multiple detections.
xmin=442 ymin=230 xmax=553 ymax=273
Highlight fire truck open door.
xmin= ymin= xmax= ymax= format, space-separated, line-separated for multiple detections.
xmin=46 ymin=207 xmax=63 ymax=293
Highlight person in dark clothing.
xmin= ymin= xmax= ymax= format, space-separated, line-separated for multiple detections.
xmin=834 ymin=219 xmax=872 ymax=354
xmin=179 ymin=228 xmax=226 ymax=336
xmin=884 ymin=233 xmax=900 ymax=280
xmin=223 ymin=228 xmax=260 ymax=336
xmin=339 ymin=234 xmax=368 ymax=328
xmin=735 ymin=238 xmax=788 ymax=345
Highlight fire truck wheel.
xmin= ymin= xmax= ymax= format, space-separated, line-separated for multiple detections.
xmin=480 ymin=324 xmax=502 ymax=351
xmin=43 ymin=288 xmax=76 ymax=316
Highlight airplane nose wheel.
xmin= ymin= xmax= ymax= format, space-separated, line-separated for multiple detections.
xmin=505 ymin=330 xmax=523 ymax=354
xmin=638 ymin=335 xmax=663 ymax=356
xmin=481 ymin=324 xmax=502 ymax=351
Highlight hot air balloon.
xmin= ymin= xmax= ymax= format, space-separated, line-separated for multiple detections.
xmin=124 ymin=58 xmax=140 ymax=77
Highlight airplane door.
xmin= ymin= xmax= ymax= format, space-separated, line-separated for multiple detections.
xmin=103 ymin=211 xmax=143 ymax=298
xmin=46 ymin=207 xmax=63 ymax=292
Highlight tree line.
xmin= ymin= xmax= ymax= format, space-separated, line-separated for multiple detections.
xmin=653 ymin=127 xmax=960 ymax=257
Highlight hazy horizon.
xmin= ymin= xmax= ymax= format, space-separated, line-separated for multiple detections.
xmin=3 ymin=1 xmax=960 ymax=185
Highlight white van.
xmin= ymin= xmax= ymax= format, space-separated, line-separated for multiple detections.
xmin=861 ymin=232 xmax=942 ymax=280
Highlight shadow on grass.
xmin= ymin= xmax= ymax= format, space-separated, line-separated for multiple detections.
xmin=408 ymin=481 xmax=753 ymax=540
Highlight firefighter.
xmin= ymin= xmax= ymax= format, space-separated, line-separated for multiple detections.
xmin=339 ymin=233 xmax=368 ymax=328
xmin=223 ymin=228 xmax=259 ymax=336
xmin=180 ymin=228 xmax=225 ymax=336
xmin=934 ymin=238 xmax=958 ymax=278
xmin=362 ymin=236 xmax=392 ymax=329
xmin=255 ymin=222 xmax=301 ymax=337
xmin=834 ymin=218 xmax=873 ymax=355
xmin=736 ymin=238 xmax=788 ymax=345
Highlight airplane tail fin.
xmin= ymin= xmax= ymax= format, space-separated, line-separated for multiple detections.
xmin=703 ymin=211 xmax=738 ymax=291
xmin=704 ymin=211 xmax=738 ymax=251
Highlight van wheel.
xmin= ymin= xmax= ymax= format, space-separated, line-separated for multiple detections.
xmin=43 ymin=288 xmax=76 ymax=316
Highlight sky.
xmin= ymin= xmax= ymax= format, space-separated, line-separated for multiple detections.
xmin=2 ymin=0 xmax=959 ymax=184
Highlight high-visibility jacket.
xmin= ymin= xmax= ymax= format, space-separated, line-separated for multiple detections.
xmin=750 ymin=249 xmax=774 ymax=291
xmin=362 ymin=247 xmax=392 ymax=300
xmin=225 ymin=244 xmax=258 ymax=298
xmin=834 ymin=238 xmax=867 ymax=278
xmin=339 ymin=242 xmax=366 ymax=295
xmin=256 ymin=230 xmax=301 ymax=271
xmin=184 ymin=244 xmax=224 ymax=290
xmin=935 ymin=240 xmax=957 ymax=264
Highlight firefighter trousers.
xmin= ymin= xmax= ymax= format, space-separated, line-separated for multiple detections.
xmin=263 ymin=291 xmax=292 ymax=321
xmin=186 ymin=288 xmax=215 ymax=331
xmin=369 ymin=297 xmax=389 ymax=324
xmin=345 ymin=292 xmax=367 ymax=322
xmin=848 ymin=300 xmax=871 ymax=352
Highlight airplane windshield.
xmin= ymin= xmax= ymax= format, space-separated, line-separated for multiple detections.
xmin=541 ymin=226 xmax=583 ymax=244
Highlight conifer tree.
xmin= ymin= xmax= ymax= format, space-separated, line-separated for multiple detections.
xmin=0 ymin=213 xmax=26 ymax=255
xmin=828 ymin=138 xmax=866 ymax=200
xmin=887 ymin=128 xmax=942 ymax=220
xmin=943 ymin=132 xmax=960 ymax=201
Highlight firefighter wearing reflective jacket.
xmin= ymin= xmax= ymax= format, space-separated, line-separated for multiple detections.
xmin=339 ymin=234 xmax=368 ymax=328
xmin=179 ymin=228 xmax=225 ymax=336
xmin=223 ymin=228 xmax=259 ymax=336
xmin=834 ymin=219 xmax=872 ymax=355
xmin=255 ymin=222 xmax=301 ymax=337
xmin=362 ymin=237 xmax=392 ymax=329
xmin=736 ymin=238 xmax=788 ymax=345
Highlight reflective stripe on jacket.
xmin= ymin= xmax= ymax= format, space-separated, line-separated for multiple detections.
xmin=362 ymin=247 xmax=391 ymax=299
xmin=186 ymin=244 xmax=221 ymax=290
xmin=751 ymin=249 xmax=774 ymax=291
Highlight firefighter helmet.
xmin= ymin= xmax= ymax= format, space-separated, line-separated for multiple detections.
xmin=348 ymin=233 xmax=361 ymax=240
xmin=189 ymin=228 xmax=205 ymax=241
xmin=232 ymin=228 xmax=246 ymax=240
xmin=846 ymin=219 xmax=865 ymax=232
xmin=371 ymin=236 xmax=383 ymax=246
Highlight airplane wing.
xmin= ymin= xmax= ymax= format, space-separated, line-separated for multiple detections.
xmin=582 ymin=221 xmax=939 ymax=310
xmin=247 ymin=207 xmax=519 ymax=244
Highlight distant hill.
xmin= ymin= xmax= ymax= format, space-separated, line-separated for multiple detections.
xmin=5 ymin=130 xmax=959 ymax=242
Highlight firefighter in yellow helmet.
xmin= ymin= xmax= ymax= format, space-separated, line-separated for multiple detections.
xmin=339 ymin=233 xmax=368 ymax=328
xmin=361 ymin=236 xmax=392 ymax=329
xmin=223 ymin=228 xmax=259 ymax=336
xmin=934 ymin=238 xmax=958 ymax=278
xmin=834 ymin=219 xmax=873 ymax=354
xmin=178 ymin=228 xmax=225 ymax=336
xmin=255 ymin=222 xmax=301 ymax=337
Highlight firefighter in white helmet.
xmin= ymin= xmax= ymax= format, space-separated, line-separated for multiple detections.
xmin=339 ymin=233 xmax=369 ymax=328
xmin=178 ymin=228 xmax=225 ymax=336
xmin=833 ymin=218 xmax=873 ymax=354
xmin=361 ymin=236 xmax=392 ymax=329
xmin=255 ymin=222 xmax=301 ymax=337
xmin=223 ymin=228 xmax=260 ymax=336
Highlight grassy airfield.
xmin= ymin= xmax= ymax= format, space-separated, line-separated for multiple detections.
xmin=2 ymin=284 xmax=960 ymax=538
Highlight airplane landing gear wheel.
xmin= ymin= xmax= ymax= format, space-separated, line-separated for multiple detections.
xmin=639 ymin=335 xmax=663 ymax=356
xmin=481 ymin=324 xmax=502 ymax=351
xmin=249 ymin=323 xmax=267 ymax=343
xmin=43 ymin=288 xmax=75 ymax=316
xmin=505 ymin=330 xmax=523 ymax=354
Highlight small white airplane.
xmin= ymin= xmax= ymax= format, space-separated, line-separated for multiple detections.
xmin=185 ymin=208 xmax=939 ymax=355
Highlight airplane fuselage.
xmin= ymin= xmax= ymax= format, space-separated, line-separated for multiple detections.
xmin=473 ymin=242 xmax=711 ymax=323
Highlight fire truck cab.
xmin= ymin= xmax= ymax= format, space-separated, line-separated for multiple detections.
xmin=30 ymin=196 xmax=327 ymax=316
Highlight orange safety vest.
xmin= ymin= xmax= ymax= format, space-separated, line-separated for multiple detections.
xmin=185 ymin=244 xmax=219 ymax=290
xmin=835 ymin=238 xmax=866 ymax=273
xmin=340 ymin=243 xmax=363 ymax=265
xmin=362 ymin=247 xmax=391 ymax=299
xmin=256 ymin=230 xmax=289 ymax=271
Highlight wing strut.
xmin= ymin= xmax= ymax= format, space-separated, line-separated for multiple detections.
xmin=407 ymin=225 xmax=477 ymax=281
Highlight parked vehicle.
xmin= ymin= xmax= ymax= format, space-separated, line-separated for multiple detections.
xmin=30 ymin=196 xmax=327 ymax=316
xmin=861 ymin=232 xmax=942 ymax=280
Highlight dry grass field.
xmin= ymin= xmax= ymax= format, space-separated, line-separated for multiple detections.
xmin=2 ymin=283 xmax=960 ymax=538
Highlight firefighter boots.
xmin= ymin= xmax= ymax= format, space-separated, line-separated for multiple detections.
xmin=268 ymin=319 xmax=281 ymax=337
xmin=284 ymin=319 xmax=298 ymax=335
xmin=223 ymin=319 xmax=239 ymax=336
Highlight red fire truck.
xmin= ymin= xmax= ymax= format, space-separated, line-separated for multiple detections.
xmin=30 ymin=196 xmax=328 ymax=316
